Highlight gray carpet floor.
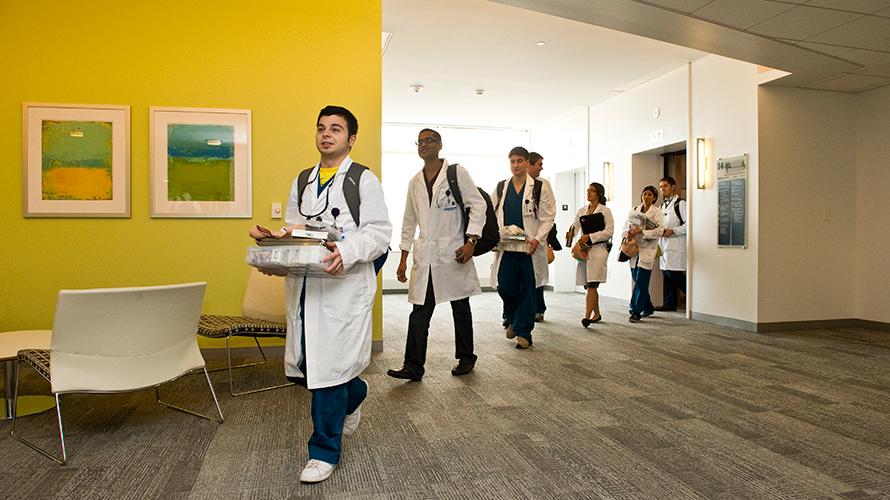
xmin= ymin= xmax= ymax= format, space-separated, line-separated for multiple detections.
xmin=1 ymin=292 xmax=889 ymax=499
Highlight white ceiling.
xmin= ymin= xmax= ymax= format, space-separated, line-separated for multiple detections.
xmin=493 ymin=0 xmax=890 ymax=92
xmin=383 ymin=0 xmax=706 ymax=129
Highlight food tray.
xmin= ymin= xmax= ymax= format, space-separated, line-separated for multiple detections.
xmin=497 ymin=239 xmax=531 ymax=253
xmin=246 ymin=244 xmax=343 ymax=278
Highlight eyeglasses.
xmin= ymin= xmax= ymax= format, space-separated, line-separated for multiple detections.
xmin=415 ymin=137 xmax=440 ymax=146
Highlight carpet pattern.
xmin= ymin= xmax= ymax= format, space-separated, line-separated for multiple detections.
xmin=1 ymin=292 xmax=889 ymax=499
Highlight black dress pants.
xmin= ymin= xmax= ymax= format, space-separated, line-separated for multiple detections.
xmin=661 ymin=269 xmax=687 ymax=309
xmin=403 ymin=274 xmax=476 ymax=376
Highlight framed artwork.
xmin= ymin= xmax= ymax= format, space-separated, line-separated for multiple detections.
xmin=150 ymin=107 xmax=252 ymax=218
xmin=23 ymin=103 xmax=130 ymax=217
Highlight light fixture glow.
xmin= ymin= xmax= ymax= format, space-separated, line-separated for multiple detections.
xmin=696 ymin=137 xmax=707 ymax=189
xmin=206 ymin=139 xmax=222 ymax=146
xmin=69 ymin=129 xmax=84 ymax=138
xmin=536 ymin=41 xmax=546 ymax=46
xmin=603 ymin=161 xmax=614 ymax=201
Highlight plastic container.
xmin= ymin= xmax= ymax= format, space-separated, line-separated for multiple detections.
xmin=246 ymin=244 xmax=343 ymax=278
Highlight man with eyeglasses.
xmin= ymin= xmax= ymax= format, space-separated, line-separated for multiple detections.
xmin=249 ymin=105 xmax=391 ymax=484
xmin=387 ymin=128 xmax=487 ymax=381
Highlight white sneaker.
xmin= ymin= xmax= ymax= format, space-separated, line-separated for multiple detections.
xmin=343 ymin=378 xmax=367 ymax=436
xmin=300 ymin=459 xmax=336 ymax=483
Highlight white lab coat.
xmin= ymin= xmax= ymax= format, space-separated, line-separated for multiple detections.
xmin=571 ymin=203 xmax=614 ymax=284
xmin=400 ymin=160 xmax=486 ymax=305
xmin=283 ymin=156 xmax=391 ymax=389
xmin=659 ymin=195 xmax=687 ymax=271
xmin=624 ymin=204 xmax=664 ymax=271
xmin=490 ymin=175 xmax=556 ymax=288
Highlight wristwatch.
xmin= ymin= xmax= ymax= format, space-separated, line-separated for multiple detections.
xmin=467 ymin=236 xmax=478 ymax=246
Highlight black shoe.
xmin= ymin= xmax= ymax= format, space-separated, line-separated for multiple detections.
xmin=502 ymin=320 xmax=509 ymax=328
xmin=581 ymin=318 xmax=592 ymax=328
xmin=386 ymin=368 xmax=422 ymax=381
xmin=654 ymin=306 xmax=676 ymax=312
xmin=451 ymin=362 xmax=475 ymax=376
xmin=628 ymin=314 xmax=642 ymax=323
xmin=641 ymin=310 xmax=654 ymax=318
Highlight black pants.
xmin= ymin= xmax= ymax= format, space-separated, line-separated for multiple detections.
xmin=662 ymin=269 xmax=687 ymax=309
xmin=403 ymin=274 xmax=476 ymax=376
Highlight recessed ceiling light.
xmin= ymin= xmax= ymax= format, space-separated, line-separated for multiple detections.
xmin=409 ymin=84 xmax=424 ymax=94
xmin=536 ymin=41 xmax=546 ymax=46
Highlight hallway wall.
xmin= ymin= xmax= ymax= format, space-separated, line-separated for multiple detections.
xmin=0 ymin=1 xmax=383 ymax=336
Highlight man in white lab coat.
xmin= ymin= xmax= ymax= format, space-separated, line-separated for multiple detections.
xmin=657 ymin=176 xmax=687 ymax=311
xmin=250 ymin=106 xmax=391 ymax=484
xmin=387 ymin=129 xmax=487 ymax=381
xmin=527 ymin=151 xmax=560 ymax=322
xmin=491 ymin=147 xmax=556 ymax=349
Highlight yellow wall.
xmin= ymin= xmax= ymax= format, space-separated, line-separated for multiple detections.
xmin=0 ymin=1 xmax=384 ymax=344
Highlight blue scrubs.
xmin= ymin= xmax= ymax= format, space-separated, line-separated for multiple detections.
xmin=498 ymin=181 xmax=536 ymax=343
xmin=287 ymin=283 xmax=368 ymax=465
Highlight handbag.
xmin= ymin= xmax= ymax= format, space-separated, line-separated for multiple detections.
xmin=571 ymin=239 xmax=588 ymax=261
xmin=620 ymin=237 xmax=639 ymax=258
xmin=547 ymin=245 xmax=555 ymax=264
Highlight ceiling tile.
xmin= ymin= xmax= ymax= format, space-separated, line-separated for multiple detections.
xmin=748 ymin=6 xmax=862 ymax=40
xmin=839 ymin=47 xmax=890 ymax=65
xmin=856 ymin=61 xmax=890 ymax=76
xmin=805 ymin=0 xmax=890 ymax=14
xmin=808 ymin=14 xmax=890 ymax=46
xmin=797 ymin=41 xmax=855 ymax=55
xmin=693 ymin=0 xmax=795 ymax=29
xmin=805 ymin=72 xmax=889 ymax=91
xmin=639 ymin=0 xmax=714 ymax=13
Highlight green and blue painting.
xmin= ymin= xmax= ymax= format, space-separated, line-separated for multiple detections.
xmin=41 ymin=120 xmax=113 ymax=200
xmin=167 ymin=123 xmax=235 ymax=201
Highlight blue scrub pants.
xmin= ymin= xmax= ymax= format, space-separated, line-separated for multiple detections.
xmin=629 ymin=266 xmax=654 ymax=317
xmin=498 ymin=252 xmax=536 ymax=343
xmin=534 ymin=286 xmax=546 ymax=314
xmin=286 ymin=283 xmax=368 ymax=465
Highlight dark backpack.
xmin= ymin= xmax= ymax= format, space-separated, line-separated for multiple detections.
xmin=296 ymin=162 xmax=388 ymax=273
xmin=495 ymin=177 xmax=543 ymax=214
xmin=445 ymin=164 xmax=499 ymax=256
xmin=672 ymin=198 xmax=685 ymax=226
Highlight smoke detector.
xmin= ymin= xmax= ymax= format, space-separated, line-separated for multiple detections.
xmin=409 ymin=84 xmax=424 ymax=94
xmin=474 ymin=89 xmax=485 ymax=96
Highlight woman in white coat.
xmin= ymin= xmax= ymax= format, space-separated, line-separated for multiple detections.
xmin=624 ymin=185 xmax=664 ymax=323
xmin=568 ymin=182 xmax=613 ymax=327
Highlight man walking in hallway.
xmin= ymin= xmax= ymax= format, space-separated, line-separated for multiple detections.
xmin=527 ymin=151 xmax=560 ymax=322
xmin=387 ymin=129 xmax=487 ymax=381
xmin=491 ymin=147 xmax=555 ymax=349
xmin=250 ymin=106 xmax=391 ymax=484
xmin=657 ymin=176 xmax=687 ymax=311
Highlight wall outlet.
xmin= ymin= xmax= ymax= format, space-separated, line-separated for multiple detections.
xmin=271 ymin=202 xmax=282 ymax=219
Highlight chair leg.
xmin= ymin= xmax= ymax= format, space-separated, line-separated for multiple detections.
xmin=156 ymin=368 xmax=224 ymax=423
xmin=10 ymin=361 xmax=67 ymax=465
xmin=206 ymin=336 xmax=268 ymax=373
xmin=225 ymin=337 xmax=293 ymax=397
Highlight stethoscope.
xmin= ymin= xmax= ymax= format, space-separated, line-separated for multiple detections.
xmin=299 ymin=168 xmax=335 ymax=220
xmin=435 ymin=188 xmax=456 ymax=209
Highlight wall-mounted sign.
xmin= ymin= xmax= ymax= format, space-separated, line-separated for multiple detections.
xmin=717 ymin=154 xmax=747 ymax=248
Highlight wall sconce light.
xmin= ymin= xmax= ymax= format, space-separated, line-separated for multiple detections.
xmin=603 ymin=161 xmax=614 ymax=201
xmin=696 ymin=137 xmax=707 ymax=189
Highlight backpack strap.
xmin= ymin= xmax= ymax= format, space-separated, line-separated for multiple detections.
xmin=495 ymin=179 xmax=506 ymax=211
xmin=343 ymin=162 xmax=368 ymax=226
xmin=446 ymin=163 xmax=468 ymax=233
xmin=532 ymin=178 xmax=543 ymax=213
xmin=673 ymin=198 xmax=685 ymax=226
xmin=296 ymin=167 xmax=313 ymax=212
